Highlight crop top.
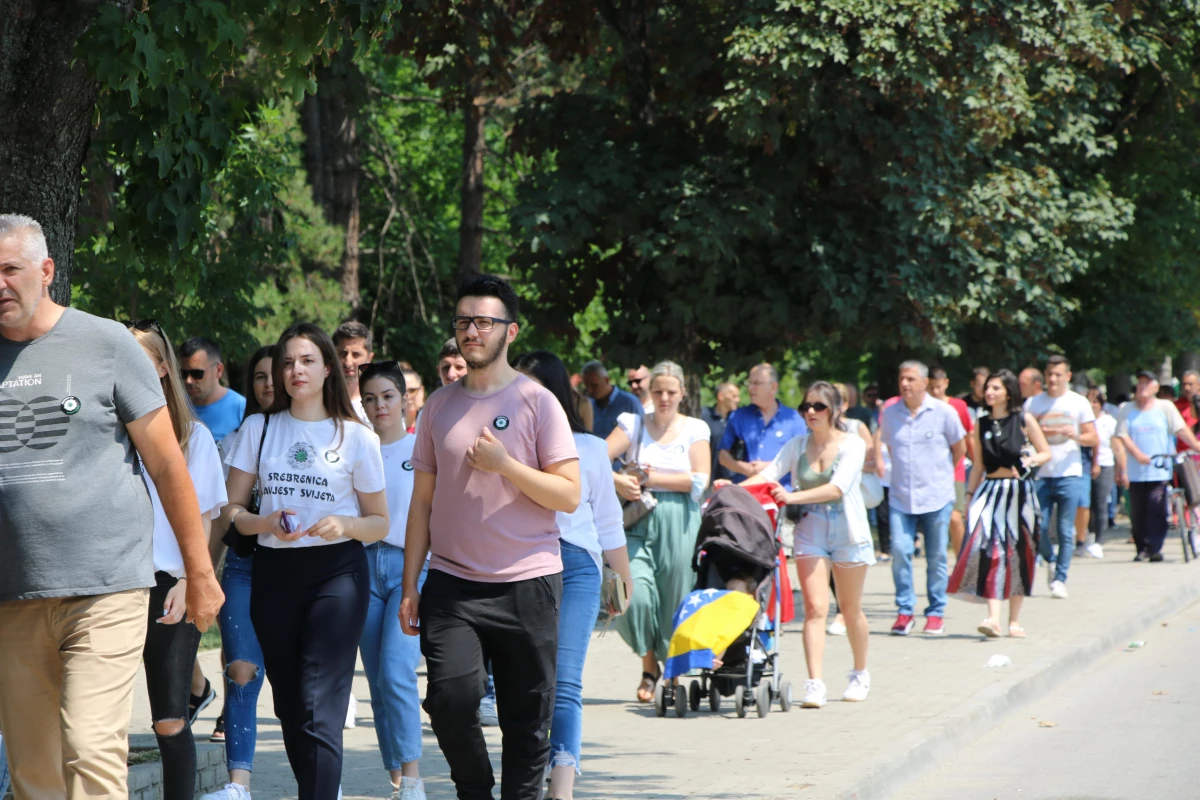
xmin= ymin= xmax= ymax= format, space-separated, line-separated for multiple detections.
xmin=979 ymin=411 xmax=1024 ymax=472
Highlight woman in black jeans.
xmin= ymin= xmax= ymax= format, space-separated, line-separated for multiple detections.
xmin=128 ymin=320 xmax=229 ymax=800
xmin=224 ymin=323 xmax=388 ymax=799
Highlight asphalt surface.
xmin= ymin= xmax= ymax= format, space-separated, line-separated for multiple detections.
xmin=893 ymin=598 xmax=1200 ymax=800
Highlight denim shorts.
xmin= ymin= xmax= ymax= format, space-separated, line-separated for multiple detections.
xmin=794 ymin=504 xmax=877 ymax=565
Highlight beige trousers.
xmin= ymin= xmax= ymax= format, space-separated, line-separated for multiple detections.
xmin=0 ymin=588 xmax=149 ymax=800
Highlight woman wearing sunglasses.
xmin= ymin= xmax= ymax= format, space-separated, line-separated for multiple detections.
xmin=127 ymin=320 xmax=228 ymax=800
xmin=223 ymin=323 xmax=388 ymax=800
xmin=737 ymin=381 xmax=873 ymax=709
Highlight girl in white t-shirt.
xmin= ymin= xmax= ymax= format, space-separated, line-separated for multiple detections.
xmin=128 ymin=321 xmax=227 ymax=800
xmin=356 ymin=361 xmax=427 ymax=800
xmin=223 ymin=323 xmax=387 ymax=800
xmin=605 ymin=361 xmax=710 ymax=704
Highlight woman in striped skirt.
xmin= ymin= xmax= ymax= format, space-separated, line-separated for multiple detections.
xmin=949 ymin=369 xmax=1051 ymax=638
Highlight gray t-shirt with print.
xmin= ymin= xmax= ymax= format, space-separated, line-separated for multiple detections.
xmin=0 ymin=309 xmax=166 ymax=601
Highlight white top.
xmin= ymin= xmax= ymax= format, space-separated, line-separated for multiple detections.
xmin=556 ymin=433 xmax=626 ymax=573
xmin=642 ymin=399 xmax=654 ymax=414
xmin=1094 ymin=413 xmax=1117 ymax=468
xmin=146 ymin=422 xmax=228 ymax=577
xmin=616 ymin=412 xmax=710 ymax=490
xmin=225 ymin=411 xmax=386 ymax=549
xmin=1023 ymin=391 xmax=1096 ymax=478
xmin=351 ymin=397 xmax=370 ymax=425
xmin=380 ymin=436 xmax=417 ymax=548
xmin=760 ymin=433 xmax=872 ymax=546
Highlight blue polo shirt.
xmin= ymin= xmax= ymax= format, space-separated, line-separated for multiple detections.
xmin=591 ymin=386 xmax=644 ymax=439
xmin=718 ymin=401 xmax=808 ymax=489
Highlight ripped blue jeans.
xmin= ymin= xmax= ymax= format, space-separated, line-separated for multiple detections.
xmin=549 ymin=541 xmax=602 ymax=774
xmin=219 ymin=549 xmax=265 ymax=773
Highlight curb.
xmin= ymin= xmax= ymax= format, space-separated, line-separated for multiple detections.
xmin=840 ymin=574 xmax=1200 ymax=800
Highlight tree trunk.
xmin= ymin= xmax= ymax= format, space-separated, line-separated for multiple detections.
xmin=300 ymin=52 xmax=363 ymax=311
xmin=457 ymin=88 xmax=486 ymax=286
xmin=0 ymin=0 xmax=107 ymax=304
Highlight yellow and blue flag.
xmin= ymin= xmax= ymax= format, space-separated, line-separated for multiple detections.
xmin=662 ymin=589 xmax=761 ymax=680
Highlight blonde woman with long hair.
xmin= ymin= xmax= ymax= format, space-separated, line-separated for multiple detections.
xmin=127 ymin=320 xmax=228 ymax=800
xmin=606 ymin=361 xmax=711 ymax=702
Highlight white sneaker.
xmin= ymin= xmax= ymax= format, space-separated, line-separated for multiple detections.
xmin=1049 ymin=580 xmax=1069 ymax=599
xmin=827 ymin=619 xmax=847 ymax=636
xmin=200 ymin=784 xmax=252 ymax=800
xmin=345 ymin=694 xmax=358 ymax=729
xmin=800 ymin=679 xmax=827 ymax=708
xmin=392 ymin=778 xmax=427 ymax=800
xmin=1046 ymin=562 xmax=1056 ymax=589
xmin=842 ymin=669 xmax=870 ymax=702
xmin=1085 ymin=542 xmax=1104 ymax=559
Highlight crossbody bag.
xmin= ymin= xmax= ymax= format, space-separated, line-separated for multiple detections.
xmin=222 ymin=414 xmax=270 ymax=558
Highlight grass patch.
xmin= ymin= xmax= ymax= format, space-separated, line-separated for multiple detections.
xmin=200 ymin=626 xmax=222 ymax=652
xmin=128 ymin=747 xmax=160 ymax=766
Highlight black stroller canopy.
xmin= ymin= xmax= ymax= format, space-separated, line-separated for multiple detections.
xmin=695 ymin=485 xmax=778 ymax=573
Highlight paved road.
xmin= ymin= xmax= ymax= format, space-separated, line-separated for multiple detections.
xmin=894 ymin=599 xmax=1200 ymax=800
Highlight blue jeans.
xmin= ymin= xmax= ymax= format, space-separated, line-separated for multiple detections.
xmin=890 ymin=502 xmax=954 ymax=617
xmin=549 ymin=541 xmax=602 ymax=774
xmin=360 ymin=543 xmax=427 ymax=769
xmin=219 ymin=549 xmax=265 ymax=773
xmin=1035 ymin=476 xmax=1088 ymax=583
xmin=0 ymin=730 xmax=9 ymax=797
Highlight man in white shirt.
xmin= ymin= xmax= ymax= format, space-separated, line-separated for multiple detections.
xmin=1024 ymin=355 xmax=1097 ymax=598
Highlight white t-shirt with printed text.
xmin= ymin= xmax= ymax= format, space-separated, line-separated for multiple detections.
xmin=225 ymin=411 xmax=386 ymax=549
xmin=1023 ymin=391 xmax=1096 ymax=478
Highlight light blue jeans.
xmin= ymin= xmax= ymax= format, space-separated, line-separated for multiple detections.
xmin=549 ymin=541 xmax=602 ymax=774
xmin=1035 ymin=476 xmax=1088 ymax=584
xmin=890 ymin=501 xmax=954 ymax=617
xmin=360 ymin=543 xmax=427 ymax=770
xmin=219 ymin=549 xmax=265 ymax=773
xmin=0 ymin=729 xmax=9 ymax=797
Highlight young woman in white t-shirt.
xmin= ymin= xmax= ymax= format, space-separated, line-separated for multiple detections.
xmin=128 ymin=321 xmax=228 ymax=800
xmin=224 ymin=323 xmax=388 ymax=800
xmin=356 ymin=361 xmax=427 ymax=800
xmin=605 ymin=360 xmax=710 ymax=703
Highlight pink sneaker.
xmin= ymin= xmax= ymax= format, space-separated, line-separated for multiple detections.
xmin=923 ymin=616 xmax=946 ymax=636
xmin=890 ymin=614 xmax=914 ymax=636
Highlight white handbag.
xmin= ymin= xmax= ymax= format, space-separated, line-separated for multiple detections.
xmin=859 ymin=472 xmax=884 ymax=509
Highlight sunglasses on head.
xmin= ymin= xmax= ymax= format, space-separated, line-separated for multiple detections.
xmin=359 ymin=360 xmax=399 ymax=381
xmin=123 ymin=318 xmax=166 ymax=339
xmin=798 ymin=401 xmax=830 ymax=414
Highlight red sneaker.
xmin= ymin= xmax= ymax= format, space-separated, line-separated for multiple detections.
xmin=890 ymin=614 xmax=914 ymax=636
xmin=924 ymin=616 xmax=946 ymax=636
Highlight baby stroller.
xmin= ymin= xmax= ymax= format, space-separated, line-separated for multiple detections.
xmin=655 ymin=483 xmax=794 ymax=718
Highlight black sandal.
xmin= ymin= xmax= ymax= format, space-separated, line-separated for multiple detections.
xmin=637 ymin=670 xmax=659 ymax=703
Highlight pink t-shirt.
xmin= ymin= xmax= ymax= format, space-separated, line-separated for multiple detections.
xmin=412 ymin=373 xmax=579 ymax=582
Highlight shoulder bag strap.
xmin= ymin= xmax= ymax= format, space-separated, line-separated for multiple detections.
xmin=250 ymin=414 xmax=270 ymax=510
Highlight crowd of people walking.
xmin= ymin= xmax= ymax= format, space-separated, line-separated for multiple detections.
xmin=0 ymin=212 xmax=1196 ymax=800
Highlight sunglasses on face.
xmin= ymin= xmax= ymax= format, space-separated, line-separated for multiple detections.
xmin=798 ymin=401 xmax=830 ymax=414
xmin=180 ymin=368 xmax=207 ymax=381
xmin=629 ymin=377 xmax=646 ymax=386
xmin=451 ymin=315 xmax=512 ymax=332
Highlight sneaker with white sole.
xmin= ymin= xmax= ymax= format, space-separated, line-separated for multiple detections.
xmin=1049 ymin=580 xmax=1068 ymax=599
xmin=842 ymin=669 xmax=870 ymax=702
xmin=345 ymin=694 xmax=358 ymax=729
xmin=478 ymin=694 xmax=499 ymax=726
xmin=826 ymin=619 xmax=847 ymax=636
xmin=800 ymin=679 xmax=827 ymax=708
xmin=200 ymin=784 xmax=252 ymax=800
xmin=392 ymin=778 xmax=427 ymax=800
xmin=1085 ymin=542 xmax=1104 ymax=559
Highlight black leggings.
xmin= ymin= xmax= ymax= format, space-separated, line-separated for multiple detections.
xmin=251 ymin=541 xmax=369 ymax=800
xmin=144 ymin=571 xmax=202 ymax=800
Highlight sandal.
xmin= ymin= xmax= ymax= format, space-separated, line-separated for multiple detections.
xmin=637 ymin=670 xmax=659 ymax=703
xmin=976 ymin=619 xmax=1003 ymax=638
xmin=1008 ymin=623 xmax=1027 ymax=638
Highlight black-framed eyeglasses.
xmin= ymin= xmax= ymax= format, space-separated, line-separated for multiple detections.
xmin=798 ymin=401 xmax=830 ymax=414
xmin=451 ymin=315 xmax=513 ymax=332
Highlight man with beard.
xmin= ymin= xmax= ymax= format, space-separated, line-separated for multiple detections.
xmin=334 ymin=320 xmax=374 ymax=423
xmin=401 ymin=274 xmax=580 ymax=800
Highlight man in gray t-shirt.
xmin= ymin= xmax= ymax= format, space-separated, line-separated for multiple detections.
xmin=0 ymin=215 xmax=223 ymax=799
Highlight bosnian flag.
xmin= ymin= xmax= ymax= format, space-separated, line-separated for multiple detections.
xmin=662 ymin=589 xmax=761 ymax=680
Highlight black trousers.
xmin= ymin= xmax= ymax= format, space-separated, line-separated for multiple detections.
xmin=251 ymin=541 xmax=368 ymax=800
xmin=1129 ymin=481 xmax=1170 ymax=556
xmin=421 ymin=569 xmax=561 ymax=800
xmin=144 ymin=571 xmax=202 ymax=800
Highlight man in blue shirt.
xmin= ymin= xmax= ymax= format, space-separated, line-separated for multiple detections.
xmin=581 ymin=360 xmax=644 ymax=439
xmin=718 ymin=364 xmax=807 ymax=487
xmin=179 ymin=336 xmax=246 ymax=444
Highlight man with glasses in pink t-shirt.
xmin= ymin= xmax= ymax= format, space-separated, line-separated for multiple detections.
xmin=399 ymin=274 xmax=581 ymax=800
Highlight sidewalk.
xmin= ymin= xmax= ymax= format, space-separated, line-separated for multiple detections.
xmin=130 ymin=523 xmax=1200 ymax=799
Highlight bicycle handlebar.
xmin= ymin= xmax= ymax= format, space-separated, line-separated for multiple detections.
xmin=1150 ymin=452 xmax=1200 ymax=468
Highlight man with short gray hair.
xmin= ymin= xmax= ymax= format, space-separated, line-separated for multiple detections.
xmin=877 ymin=360 xmax=966 ymax=636
xmin=580 ymin=360 xmax=643 ymax=438
xmin=0 ymin=214 xmax=224 ymax=799
xmin=718 ymin=363 xmax=807 ymax=485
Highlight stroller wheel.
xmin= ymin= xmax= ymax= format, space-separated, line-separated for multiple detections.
xmin=778 ymin=680 xmax=794 ymax=712
xmin=734 ymin=686 xmax=748 ymax=718
xmin=755 ymin=681 xmax=771 ymax=718
xmin=653 ymin=682 xmax=667 ymax=718
xmin=709 ymin=684 xmax=721 ymax=713
xmin=674 ymin=683 xmax=689 ymax=718
xmin=689 ymin=680 xmax=701 ymax=712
